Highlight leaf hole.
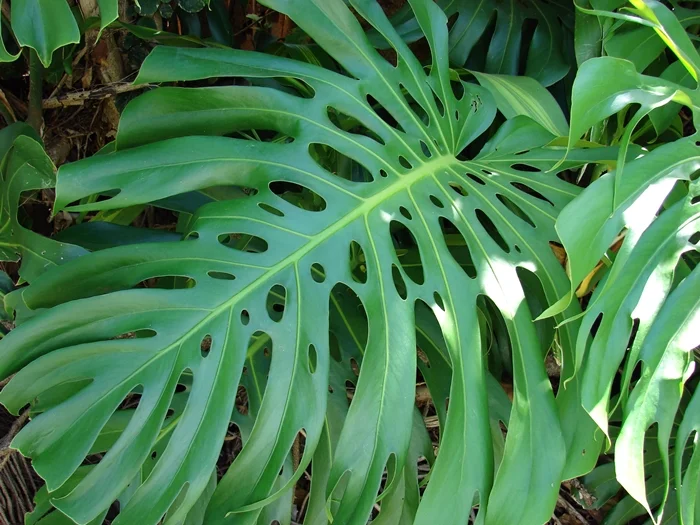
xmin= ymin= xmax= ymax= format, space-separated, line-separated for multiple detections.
xmin=240 ymin=309 xmax=250 ymax=326
xmin=113 ymin=329 xmax=157 ymax=340
xmin=400 ymin=85 xmax=429 ymax=124
xmin=430 ymin=87 xmax=445 ymax=117
xmin=308 ymin=344 xmax=318 ymax=374
xmin=269 ymin=181 xmax=327 ymax=212
xmin=135 ymin=276 xmax=196 ymax=290
xmin=451 ymin=80 xmax=464 ymax=100
xmin=399 ymin=206 xmax=412 ymax=220
xmin=200 ymin=335 xmax=212 ymax=357
xmin=266 ymin=284 xmax=287 ymax=322
xmin=496 ymin=194 xmax=535 ymax=228
xmin=398 ymin=156 xmax=413 ymax=169
xmin=379 ymin=169 xmax=388 ymax=178
xmin=420 ymin=140 xmax=432 ymax=158
xmin=433 ymin=291 xmax=445 ymax=310
xmin=349 ymin=241 xmax=368 ymax=284
xmin=308 ymin=143 xmax=375 ymax=183
xmin=430 ymin=194 xmax=444 ymax=208
xmin=467 ymin=173 xmax=486 ymax=185
xmin=475 ymin=209 xmax=510 ymax=253
xmin=207 ymin=271 xmax=236 ymax=281
xmin=366 ymin=94 xmax=405 ymax=133
xmin=326 ymin=106 xmax=386 ymax=145
xmin=511 ymin=163 xmax=542 ymax=173
xmin=439 ymin=217 xmax=476 ymax=278
xmin=449 ymin=182 xmax=469 ymax=197
xmin=218 ymin=233 xmax=269 ymax=253
xmin=510 ymin=182 xmax=554 ymax=206
xmin=311 ymin=263 xmax=326 ymax=283
xmin=258 ymin=202 xmax=284 ymax=217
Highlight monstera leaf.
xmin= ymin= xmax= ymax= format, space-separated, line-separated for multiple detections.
xmin=5 ymin=0 xmax=118 ymax=66
xmin=0 ymin=124 xmax=85 ymax=285
xmin=546 ymin=1 xmax=700 ymax=522
xmin=0 ymin=1 xmax=616 ymax=524
xmin=370 ymin=0 xmax=574 ymax=86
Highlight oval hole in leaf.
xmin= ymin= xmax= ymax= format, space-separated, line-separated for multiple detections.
xmin=430 ymin=194 xmax=444 ymax=208
xmin=511 ymin=163 xmax=541 ymax=173
xmin=430 ymin=87 xmax=445 ymax=117
xmin=240 ymin=309 xmax=250 ymax=326
xmin=439 ymin=217 xmax=476 ymax=279
xmin=218 ymin=233 xmax=268 ymax=253
xmin=269 ymin=181 xmax=327 ymax=212
xmin=308 ymin=143 xmax=375 ymax=182
xmin=258 ymin=202 xmax=284 ymax=217
xmin=135 ymin=276 xmax=196 ymax=289
xmin=399 ymin=156 xmax=413 ymax=169
xmin=200 ymin=335 xmax=212 ymax=358
xmin=266 ymin=284 xmax=287 ymax=322
xmin=113 ymin=329 xmax=157 ymax=339
xmin=366 ymin=94 xmax=404 ymax=132
xmin=475 ymin=209 xmax=510 ymax=253
xmin=451 ymin=80 xmax=464 ymax=100
xmin=420 ymin=140 xmax=432 ymax=158
xmin=510 ymin=182 xmax=554 ymax=206
xmin=207 ymin=271 xmax=236 ymax=281
xmin=326 ymin=106 xmax=386 ymax=145
xmin=400 ymin=85 xmax=429 ymax=124
xmin=311 ymin=263 xmax=326 ymax=283
xmin=496 ymin=194 xmax=535 ymax=228
xmin=349 ymin=241 xmax=367 ymax=284
xmin=449 ymin=182 xmax=468 ymax=197
xmin=467 ymin=173 xmax=486 ymax=185
xmin=308 ymin=344 xmax=318 ymax=374
xmin=433 ymin=291 xmax=445 ymax=310
xmin=345 ymin=379 xmax=356 ymax=406
xmin=399 ymin=206 xmax=412 ymax=220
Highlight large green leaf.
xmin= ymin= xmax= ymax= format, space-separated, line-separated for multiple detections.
xmin=544 ymin=1 xmax=700 ymax=521
xmin=0 ymin=126 xmax=85 ymax=285
xmin=8 ymin=0 xmax=119 ymax=66
xmin=0 ymin=1 xmax=614 ymax=524
xmin=372 ymin=0 xmax=573 ymax=86
xmin=9 ymin=0 xmax=80 ymax=67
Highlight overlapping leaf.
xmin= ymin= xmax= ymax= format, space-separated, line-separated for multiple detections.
xmin=371 ymin=0 xmax=574 ymax=86
xmin=0 ymin=124 xmax=85 ymax=285
xmin=5 ymin=0 xmax=118 ymax=66
xmin=0 ymin=1 xmax=619 ymax=524
xmin=546 ymin=1 xmax=700 ymax=521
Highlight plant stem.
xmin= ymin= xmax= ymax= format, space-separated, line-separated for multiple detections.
xmin=27 ymin=49 xmax=43 ymax=134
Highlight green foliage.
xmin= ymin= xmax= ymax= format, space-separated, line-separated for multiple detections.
xmin=0 ymin=1 xmax=698 ymax=525
xmin=1 ymin=0 xmax=117 ymax=66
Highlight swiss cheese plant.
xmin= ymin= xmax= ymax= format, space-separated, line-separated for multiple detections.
xmin=0 ymin=0 xmax=698 ymax=524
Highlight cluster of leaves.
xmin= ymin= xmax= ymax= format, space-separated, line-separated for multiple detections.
xmin=0 ymin=1 xmax=698 ymax=525
xmin=0 ymin=0 xmax=118 ymax=66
